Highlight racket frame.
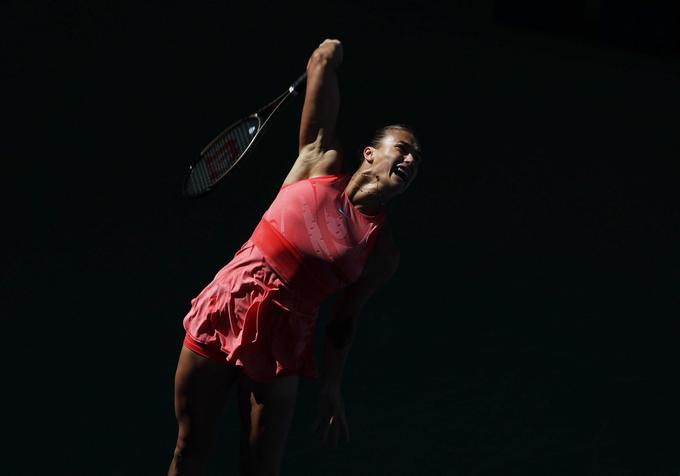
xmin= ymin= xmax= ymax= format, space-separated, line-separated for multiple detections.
xmin=182 ymin=72 xmax=307 ymax=198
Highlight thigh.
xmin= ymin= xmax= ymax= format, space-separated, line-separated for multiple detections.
xmin=173 ymin=344 xmax=241 ymax=448
xmin=237 ymin=372 xmax=300 ymax=475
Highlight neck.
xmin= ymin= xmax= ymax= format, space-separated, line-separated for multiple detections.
xmin=346 ymin=171 xmax=386 ymax=216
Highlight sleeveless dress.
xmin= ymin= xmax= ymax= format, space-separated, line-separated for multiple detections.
xmin=182 ymin=174 xmax=385 ymax=382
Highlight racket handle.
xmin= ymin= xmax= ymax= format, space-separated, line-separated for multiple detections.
xmin=289 ymin=72 xmax=307 ymax=94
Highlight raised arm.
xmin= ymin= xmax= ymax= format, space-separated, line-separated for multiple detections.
xmin=283 ymin=39 xmax=344 ymax=186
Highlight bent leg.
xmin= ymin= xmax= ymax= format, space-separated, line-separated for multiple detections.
xmin=237 ymin=373 xmax=300 ymax=476
xmin=168 ymin=344 xmax=240 ymax=476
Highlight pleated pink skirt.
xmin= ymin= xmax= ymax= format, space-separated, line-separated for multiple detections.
xmin=182 ymin=240 xmax=320 ymax=382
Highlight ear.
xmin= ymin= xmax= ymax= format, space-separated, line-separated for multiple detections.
xmin=363 ymin=146 xmax=375 ymax=164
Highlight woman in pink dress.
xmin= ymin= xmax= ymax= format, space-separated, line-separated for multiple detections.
xmin=168 ymin=38 xmax=423 ymax=475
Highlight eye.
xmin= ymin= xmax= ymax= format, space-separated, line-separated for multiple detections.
xmin=396 ymin=142 xmax=420 ymax=161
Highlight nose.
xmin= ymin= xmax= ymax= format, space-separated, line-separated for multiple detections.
xmin=402 ymin=153 xmax=416 ymax=166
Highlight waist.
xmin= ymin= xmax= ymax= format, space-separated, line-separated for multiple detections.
xmin=250 ymin=219 xmax=335 ymax=306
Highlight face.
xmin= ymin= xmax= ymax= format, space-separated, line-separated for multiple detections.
xmin=363 ymin=128 xmax=421 ymax=197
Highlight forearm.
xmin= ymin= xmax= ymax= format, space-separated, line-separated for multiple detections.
xmin=320 ymin=310 xmax=358 ymax=390
xmin=319 ymin=248 xmax=392 ymax=390
xmin=299 ymin=40 xmax=342 ymax=149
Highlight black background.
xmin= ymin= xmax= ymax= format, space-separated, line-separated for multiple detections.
xmin=3 ymin=1 xmax=679 ymax=475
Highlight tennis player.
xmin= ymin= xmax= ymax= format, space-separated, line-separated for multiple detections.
xmin=168 ymin=38 xmax=422 ymax=475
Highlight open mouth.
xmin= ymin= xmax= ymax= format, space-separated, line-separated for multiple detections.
xmin=393 ymin=167 xmax=409 ymax=182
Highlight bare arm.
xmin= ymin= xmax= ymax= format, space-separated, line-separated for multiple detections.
xmin=283 ymin=39 xmax=344 ymax=186
xmin=311 ymin=227 xmax=399 ymax=447
xmin=320 ymin=228 xmax=400 ymax=390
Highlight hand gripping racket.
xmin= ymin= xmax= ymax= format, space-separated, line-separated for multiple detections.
xmin=182 ymin=72 xmax=307 ymax=198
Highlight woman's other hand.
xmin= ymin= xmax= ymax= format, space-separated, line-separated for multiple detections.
xmin=309 ymin=385 xmax=350 ymax=448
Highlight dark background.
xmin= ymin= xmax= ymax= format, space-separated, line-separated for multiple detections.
xmin=3 ymin=1 xmax=679 ymax=475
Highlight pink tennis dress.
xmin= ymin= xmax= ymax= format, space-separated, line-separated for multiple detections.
xmin=182 ymin=174 xmax=385 ymax=382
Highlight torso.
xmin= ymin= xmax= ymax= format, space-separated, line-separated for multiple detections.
xmin=262 ymin=174 xmax=385 ymax=289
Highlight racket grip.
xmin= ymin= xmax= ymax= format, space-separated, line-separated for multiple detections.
xmin=289 ymin=72 xmax=307 ymax=94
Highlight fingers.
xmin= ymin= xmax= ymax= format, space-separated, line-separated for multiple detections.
xmin=332 ymin=417 xmax=339 ymax=447
xmin=330 ymin=413 xmax=349 ymax=447
xmin=321 ymin=416 xmax=332 ymax=446
xmin=310 ymin=388 xmax=349 ymax=448
xmin=315 ymin=39 xmax=343 ymax=66
xmin=340 ymin=413 xmax=350 ymax=443
xmin=310 ymin=414 xmax=321 ymax=434
xmin=313 ymin=414 xmax=349 ymax=448
xmin=320 ymin=38 xmax=341 ymax=46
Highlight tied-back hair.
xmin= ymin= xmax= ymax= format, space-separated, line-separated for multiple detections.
xmin=345 ymin=123 xmax=423 ymax=172
xmin=366 ymin=124 xmax=422 ymax=160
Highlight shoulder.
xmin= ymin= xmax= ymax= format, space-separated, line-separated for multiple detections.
xmin=338 ymin=223 xmax=399 ymax=308
xmin=282 ymin=138 xmax=343 ymax=186
xmin=367 ymin=223 xmax=400 ymax=279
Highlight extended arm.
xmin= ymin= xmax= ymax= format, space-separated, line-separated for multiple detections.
xmin=283 ymin=39 xmax=344 ymax=186
xmin=311 ymin=227 xmax=400 ymax=447
xmin=320 ymin=232 xmax=400 ymax=390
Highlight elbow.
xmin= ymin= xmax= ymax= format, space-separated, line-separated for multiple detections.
xmin=325 ymin=316 xmax=356 ymax=350
xmin=386 ymin=250 xmax=400 ymax=280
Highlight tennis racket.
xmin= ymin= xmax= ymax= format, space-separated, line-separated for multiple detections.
xmin=182 ymin=72 xmax=307 ymax=198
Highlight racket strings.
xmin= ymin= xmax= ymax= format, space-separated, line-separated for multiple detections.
xmin=185 ymin=117 xmax=260 ymax=196
xmin=183 ymin=75 xmax=304 ymax=197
